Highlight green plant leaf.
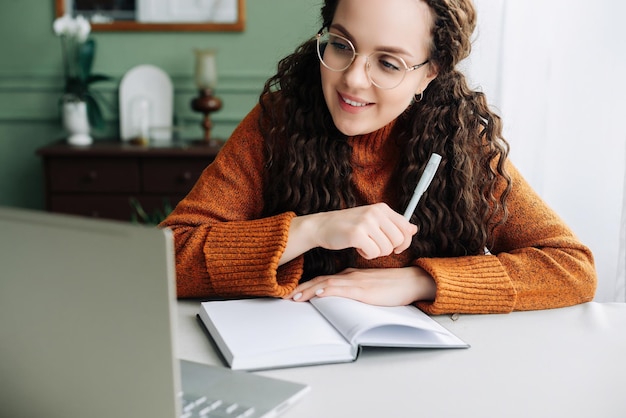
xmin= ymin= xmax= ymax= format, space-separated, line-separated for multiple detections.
xmin=87 ymin=74 xmax=112 ymax=84
xmin=77 ymin=39 xmax=95 ymax=82
xmin=89 ymin=88 xmax=114 ymax=115
xmin=64 ymin=76 xmax=85 ymax=98
xmin=129 ymin=197 xmax=173 ymax=225
xmin=84 ymin=94 xmax=105 ymax=129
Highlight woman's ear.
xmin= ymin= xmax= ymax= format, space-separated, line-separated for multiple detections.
xmin=416 ymin=65 xmax=438 ymax=96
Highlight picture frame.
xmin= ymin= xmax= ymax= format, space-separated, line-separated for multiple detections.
xmin=55 ymin=0 xmax=246 ymax=32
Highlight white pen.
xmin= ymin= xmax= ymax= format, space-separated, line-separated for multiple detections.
xmin=403 ymin=153 xmax=442 ymax=220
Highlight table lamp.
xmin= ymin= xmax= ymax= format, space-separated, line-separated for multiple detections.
xmin=191 ymin=49 xmax=222 ymax=145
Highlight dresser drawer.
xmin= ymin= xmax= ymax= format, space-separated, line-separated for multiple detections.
xmin=142 ymin=159 xmax=209 ymax=194
xmin=49 ymin=158 xmax=140 ymax=193
xmin=50 ymin=195 xmax=139 ymax=220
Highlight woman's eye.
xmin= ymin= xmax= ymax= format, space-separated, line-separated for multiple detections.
xmin=377 ymin=56 xmax=402 ymax=72
xmin=330 ymin=40 xmax=351 ymax=53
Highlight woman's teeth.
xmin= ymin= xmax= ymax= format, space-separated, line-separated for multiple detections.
xmin=342 ymin=97 xmax=368 ymax=107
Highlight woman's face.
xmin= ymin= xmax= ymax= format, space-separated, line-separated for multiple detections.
xmin=321 ymin=0 xmax=437 ymax=137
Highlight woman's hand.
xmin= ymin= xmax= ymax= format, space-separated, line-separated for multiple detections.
xmin=283 ymin=266 xmax=436 ymax=306
xmin=279 ymin=203 xmax=417 ymax=265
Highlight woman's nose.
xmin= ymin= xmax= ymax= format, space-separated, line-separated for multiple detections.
xmin=342 ymin=54 xmax=372 ymax=89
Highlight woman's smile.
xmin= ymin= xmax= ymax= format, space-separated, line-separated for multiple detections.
xmin=337 ymin=92 xmax=373 ymax=113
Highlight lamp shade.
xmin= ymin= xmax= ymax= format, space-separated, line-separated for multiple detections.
xmin=194 ymin=49 xmax=218 ymax=89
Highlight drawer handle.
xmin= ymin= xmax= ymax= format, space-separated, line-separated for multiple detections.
xmin=85 ymin=170 xmax=98 ymax=182
xmin=179 ymin=171 xmax=193 ymax=182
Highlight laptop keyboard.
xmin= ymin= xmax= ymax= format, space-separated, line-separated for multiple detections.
xmin=180 ymin=393 xmax=256 ymax=418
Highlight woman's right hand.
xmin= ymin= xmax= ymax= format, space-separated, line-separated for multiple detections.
xmin=279 ymin=203 xmax=417 ymax=265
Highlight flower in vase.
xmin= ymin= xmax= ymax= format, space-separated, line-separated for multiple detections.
xmin=53 ymin=14 xmax=110 ymax=129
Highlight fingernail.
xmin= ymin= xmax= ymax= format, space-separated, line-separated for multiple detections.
xmin=315 ymin=288 xmax=324 ymax=296
xmin=293 ymin=292 xmax=303 ymax=301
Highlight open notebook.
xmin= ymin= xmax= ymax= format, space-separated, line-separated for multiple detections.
xmin=0 ymin=206 xmax=309 ymax=418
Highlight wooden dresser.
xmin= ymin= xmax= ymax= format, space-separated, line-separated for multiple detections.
xmin=37 ymin=140 xmax=221 ymax=222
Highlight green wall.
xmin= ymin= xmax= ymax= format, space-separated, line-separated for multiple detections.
xmin=0 ymin=0 xmax=320 ymax=209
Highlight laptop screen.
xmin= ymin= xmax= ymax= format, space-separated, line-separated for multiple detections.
xmin=0 ymin=207 xmax=183 ymax=418
xmin=0 ymin=207 xmax=309 ymax=418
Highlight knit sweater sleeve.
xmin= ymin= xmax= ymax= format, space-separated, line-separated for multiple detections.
xmin=159 ymin=105 xmax=304 ymax=298
xmin=415 ymin=160 xmax=597 ymax=315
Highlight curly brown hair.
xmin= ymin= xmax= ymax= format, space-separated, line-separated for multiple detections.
xmin=260 ymin=0 xmax=511 ymax=280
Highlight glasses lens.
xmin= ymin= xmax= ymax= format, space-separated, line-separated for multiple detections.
xmin=317 ymin=32 xmax=354 ymax=72
xmin=368 ymin=52 xmax=406 ymax=89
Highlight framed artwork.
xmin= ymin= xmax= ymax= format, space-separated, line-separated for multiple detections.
xmin=55 ymin=0 xmax=245 ymax=32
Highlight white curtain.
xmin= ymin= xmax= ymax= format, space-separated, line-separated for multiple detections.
xmin=465 ymin=0 xmax=626 ymax=302
xmin=617 ymin=153 xmax=626 ymax=302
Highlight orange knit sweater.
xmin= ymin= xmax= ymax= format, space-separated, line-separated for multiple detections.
xmin=160 ymin=104 xmax=597 ymax=314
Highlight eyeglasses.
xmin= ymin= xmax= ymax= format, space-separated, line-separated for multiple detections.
xmin=316 ymin=28 xmax=429 ymax=90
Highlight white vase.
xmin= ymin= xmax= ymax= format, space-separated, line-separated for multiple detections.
xmin=62 ymin=99 xmax=92 ymax=146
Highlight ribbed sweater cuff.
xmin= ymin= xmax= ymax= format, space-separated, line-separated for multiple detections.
xmin=204 ymin=212 xmax=304 ymax=297
xmin=415 ymin=255 xmax=517 ymax=315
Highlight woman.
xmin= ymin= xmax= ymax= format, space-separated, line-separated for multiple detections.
xmin=160 ymin=0 xmax=596 ymax=314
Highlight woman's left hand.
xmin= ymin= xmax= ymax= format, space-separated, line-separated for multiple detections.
xmin=284 ymin=266 xmax=436 ymax=306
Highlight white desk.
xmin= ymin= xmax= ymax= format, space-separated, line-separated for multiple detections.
xmin=177 ymin=301 xmax=626 ymax=418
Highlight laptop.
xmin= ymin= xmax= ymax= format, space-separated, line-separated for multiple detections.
xmin=0 ymin=206 xmax=309 ymax=418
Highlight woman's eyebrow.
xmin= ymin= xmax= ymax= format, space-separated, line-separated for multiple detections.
xmin=329 ymin=23 xmax=415 ymax=57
